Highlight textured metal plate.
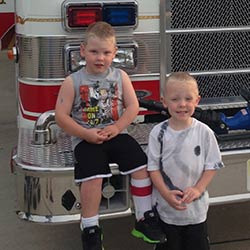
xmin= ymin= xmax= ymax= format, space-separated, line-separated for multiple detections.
xmin=17 ymin=127 xmax=74 ymax=168
xmin=17 ymin=124 xmax=250 ymax=168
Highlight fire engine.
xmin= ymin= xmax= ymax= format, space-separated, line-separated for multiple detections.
xmin=0 ymin=0 xmax=14 ymax=50
xmin=3 ymin=0 xmax=250 ymax=223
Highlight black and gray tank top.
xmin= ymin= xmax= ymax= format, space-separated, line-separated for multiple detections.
xmin=70 ymin=67 xmax=124 ymax=148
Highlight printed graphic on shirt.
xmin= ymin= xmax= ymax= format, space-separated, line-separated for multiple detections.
xmin=79 ymin=80 xmax=119 ymax=127
xmin=194 ymin=145 xmax=201 ymax=156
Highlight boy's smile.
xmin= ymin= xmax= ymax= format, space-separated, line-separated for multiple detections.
xmin=163 ymin=81 xmax=200 ymax=129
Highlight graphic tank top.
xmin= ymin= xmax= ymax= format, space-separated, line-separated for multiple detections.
xmin=70 ymin=67 xmax=124 ymax=148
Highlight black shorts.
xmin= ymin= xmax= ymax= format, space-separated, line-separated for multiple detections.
xmin=155 ymin=219 xmax=210 ymax=250
xmin=74 ymin=134 xmax=147 ymax=182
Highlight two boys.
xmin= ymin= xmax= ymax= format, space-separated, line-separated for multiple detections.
xmin=55 ymin=21 xmax=223 ymax=250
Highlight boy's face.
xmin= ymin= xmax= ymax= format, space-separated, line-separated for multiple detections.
xmin=80 ymin=36 xmax=117 ymax=74
xmin=162 ymin=80 xmax=200 ymax=125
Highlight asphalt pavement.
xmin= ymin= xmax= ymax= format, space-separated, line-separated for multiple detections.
xmin=1 ymin=49 xmax=250 ymax=250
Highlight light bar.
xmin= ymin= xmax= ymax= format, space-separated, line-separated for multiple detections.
xmin=62 ymin=1 xmax=138 ymax=31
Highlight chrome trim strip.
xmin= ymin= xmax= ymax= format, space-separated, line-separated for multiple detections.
xmin=19 ymin=77 xmax=65 ymax=83
xmin=17 ymin=208 xmax=132 ymax=223
xmin=159 ymin=0 xmax=166 ymax=94
xmin=166 ymin=26 xmax=250 ymax=34
xmin=186 ymin=69 xmax=250 ymax=76
xmin=14 ymin=156 xmax=120 ymax=174
xmin=209 ymin=193 xmax=250 ymax=205
xmin=221 ymin=149 xmax=250 ymax=156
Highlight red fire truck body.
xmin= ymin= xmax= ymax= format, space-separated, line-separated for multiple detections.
xmin=0 ymin=0 xmax=15 ymax=49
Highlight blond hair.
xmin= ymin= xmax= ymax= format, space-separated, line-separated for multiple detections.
xmin=84 ymin=21 xmax=116 ymax=45
xmin=164 ymin=72 xmax=199 ymax=96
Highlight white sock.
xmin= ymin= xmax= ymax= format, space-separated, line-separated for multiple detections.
xmin=80 ymin=215 xmax=99 ymax=231
xmin=130 ymin=177 xmax=152 ymax=220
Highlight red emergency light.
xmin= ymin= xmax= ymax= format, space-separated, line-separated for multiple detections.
xmin=67 ymin=6 xmax=102 ymax=27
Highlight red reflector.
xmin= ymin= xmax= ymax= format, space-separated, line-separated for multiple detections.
xmin=68 ymin=7 xmax=102 ymax=27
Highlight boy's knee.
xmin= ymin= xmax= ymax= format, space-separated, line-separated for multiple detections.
xmin=81 ymin=178 xmax=103 ymax=189
xmin=131 ymin=167 xmax=149 ymax=179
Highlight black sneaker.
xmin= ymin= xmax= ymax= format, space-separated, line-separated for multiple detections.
xmin=81 ymin=225 xmax=104 ymax=250
xmin=131 ymin=209 xmax=166 ymax=244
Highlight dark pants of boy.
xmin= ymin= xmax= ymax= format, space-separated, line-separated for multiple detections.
xmin=155 ymin=219 xmax=210 ymax=250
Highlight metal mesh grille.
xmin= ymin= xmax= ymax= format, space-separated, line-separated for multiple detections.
xmin=196 ymin=74 xmax=250 ymax=99
xmin=166 ymin=0 xmax=250 ymax=105
xmin=170 ymin=0 xmax=250 ymax=29
xmin=170 ymin=31 xmax=250 ymax=72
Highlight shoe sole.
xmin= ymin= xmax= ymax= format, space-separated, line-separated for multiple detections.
xmin=131 ymin=229 xmax=161 ymax=244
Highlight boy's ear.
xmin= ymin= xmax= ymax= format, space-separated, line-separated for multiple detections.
xmin=80 ymin=43 xmax=85 ymax=57
xmin=161 ymin=96 xmax=167 ymax=108
xmin=113 ymin=46 xmax=118 ymax=57
xmin=196 ymin=95 xmax=201 ymax=105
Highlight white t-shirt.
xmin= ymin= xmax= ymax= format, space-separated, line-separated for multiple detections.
xmin=147 ymin=118 xmax=223 ymax=225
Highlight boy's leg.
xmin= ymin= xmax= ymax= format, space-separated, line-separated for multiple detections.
xmin=80 ymin=178 xmax=104 ymax=250
xmin=130 ymin=168 xmax=152 ymax=219
xmin=183 ymin=221 xmax=210 ymax=250
xmin=130 ymin=168 xmax=166 ymax=244
xmin=155 ymin=221 xmax=182 ymax=250
xmin=74 ymin=141 xmax=112 ymax=250
xmin=80 ymin=178 xmax=103 ymax=218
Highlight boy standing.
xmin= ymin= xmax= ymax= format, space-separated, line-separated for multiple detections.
xmin=55 ymin=21 xmax=165 ymax=250
xmin=147 ymin=72 xmax=224 ymax=250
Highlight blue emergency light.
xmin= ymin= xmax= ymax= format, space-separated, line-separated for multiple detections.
xmin=103 ymin=4 xmax=137 ymax=26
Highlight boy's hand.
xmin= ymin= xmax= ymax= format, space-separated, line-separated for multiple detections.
xmin=84 ymin=128 xmax=108 ymax=144
xmin=181 ymin=186 xmax=201 ymax=204
xmin=164 ymin=190 xmax=187 ymax=210
xmin=101 ymin=124 xmax=120 ymax=140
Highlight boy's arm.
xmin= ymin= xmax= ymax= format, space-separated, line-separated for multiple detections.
xmin=114 ymin=70 xmax=139 ymax=131
xmin=55 ymin=76 xmax=107 ymax=143
xmin=150 ymin=170 xmax=186 ymax=210
xmin=195 ymin=169 xmax=216 ymax=194
xmin=182 ymin=169 xmax=216 ymax=203
xmin=55 ymin=76 xmax=87 ymax=138
xmin=100 ymin=70 xmax=138 ymax=139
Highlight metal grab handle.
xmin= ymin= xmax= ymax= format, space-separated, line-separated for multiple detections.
xmin=33 ymin=110 xmax=56 ymax=145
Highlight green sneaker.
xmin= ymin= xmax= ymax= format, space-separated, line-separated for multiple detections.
xmin=131 ymin=209 xmax=166 ymax=244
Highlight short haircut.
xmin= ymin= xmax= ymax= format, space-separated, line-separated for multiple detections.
xmin=164 ymin=71 xmax=199 ymax=96
xmin=84 ymin=21 xmax=116 ymax=45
